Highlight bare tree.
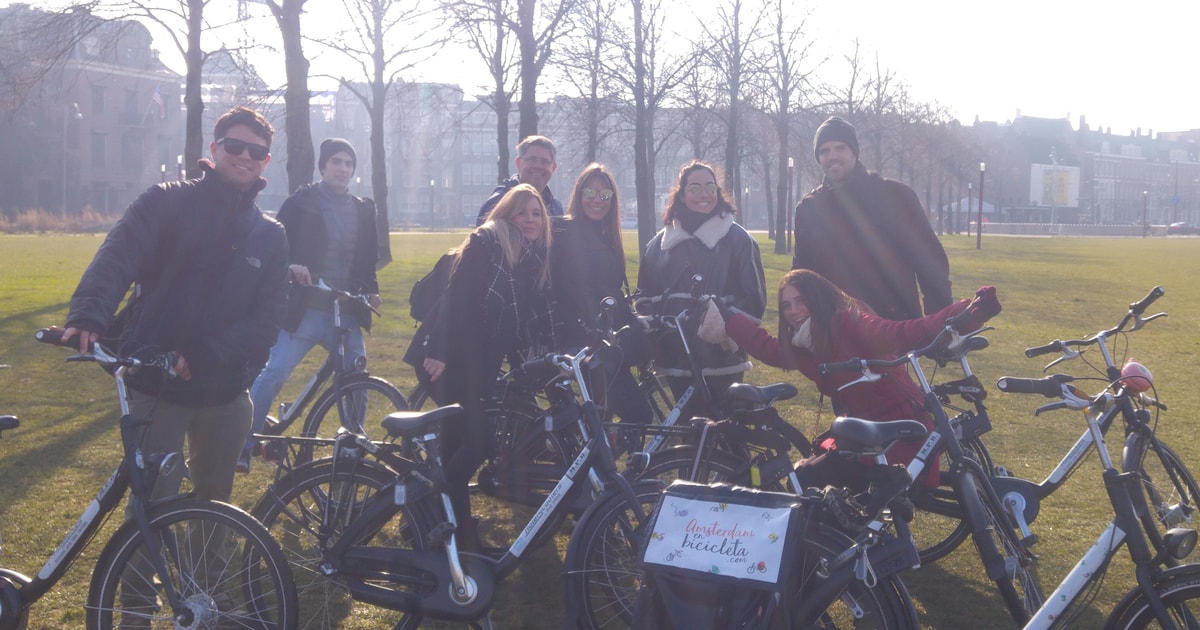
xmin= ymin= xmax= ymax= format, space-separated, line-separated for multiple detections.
xmin=318 ymin=0 xmax=444 ymax=265
xmin=441 ymin=0 xmax=519 ymax=182
xmin=510 ymin=0 xmax=578 ymax=140
xmin=703 ymin=0 xmax=767 ymax=203
xmin=263 ymin=0 xmax=314 ymax=193
xmin=610 ymin=0 xmax=698 ymax=244
xmin=553 ymin=0 xmax=620 ymax=163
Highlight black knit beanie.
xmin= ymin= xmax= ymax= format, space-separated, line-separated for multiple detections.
xmin=813 ymin=116 xmax=859 ymax=162
xmin=319 ymin=138 xmax=357 ymax=173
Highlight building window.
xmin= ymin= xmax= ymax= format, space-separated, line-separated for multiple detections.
xmin=121 ymin=131 xmax=141 ymax=169
xmin=91 ymin=85 xmax=105 ymax=114
xmin=125 ymin=89 xmax=139 ymax=116
xmin=92 ymin=132 xmax=107 ymax=168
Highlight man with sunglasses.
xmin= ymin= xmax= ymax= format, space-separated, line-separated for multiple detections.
xmin=474 ymin=135 xmax=564 ymax=226
xmin=239 ymin=138 xmax=382 ymax=472
xmin=58 ymin=106 xmax=288 ymax=507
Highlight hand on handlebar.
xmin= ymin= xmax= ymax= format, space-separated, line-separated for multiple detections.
xmin=54 ymin=325 xmax=98 ymax=354
xmin=289 ymin=264 xmax=312 ymax=285
xmin=952 ymin=285 xmax=1002 ymax=333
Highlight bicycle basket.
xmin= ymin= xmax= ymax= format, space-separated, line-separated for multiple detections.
xmin=632 ymin=481 xmax=802 ymax=630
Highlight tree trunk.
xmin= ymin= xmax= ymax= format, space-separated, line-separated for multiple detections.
xmin=276 ymin=0 xmax=313 ymax=193
xmin=183 ymin=0 xmax=205 ymax=179
xmin=516 ymin=0 xmax=538 ymax=139
xmin=370 ymin=17 xmax=391 ymax=266
xmin=632 ymin=0 xmax=656 ymax=250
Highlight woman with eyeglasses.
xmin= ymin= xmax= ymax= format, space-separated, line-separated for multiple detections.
xmin=636 ymin=160 xmax=766 ymax=419
xmin=550 ymin=163 xmax=653 ymax=429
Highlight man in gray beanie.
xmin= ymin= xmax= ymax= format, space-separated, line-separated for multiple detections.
xmin=239 ymin=137 xmax=382 ymax=471
xmin=791 ymin=116 xmax=951 ymax=321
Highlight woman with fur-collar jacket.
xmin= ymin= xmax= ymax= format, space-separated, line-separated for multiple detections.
xmin=636 ymin=160 xmax=766 ymax=418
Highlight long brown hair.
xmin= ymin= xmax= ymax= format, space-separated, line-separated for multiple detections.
xmin=661 ymin=160 xmax=736 ymax=224
xmin=566 ymin=163 xmax=624 ymax=261
xmin=778 ymin=269 xmax=867 ymax=368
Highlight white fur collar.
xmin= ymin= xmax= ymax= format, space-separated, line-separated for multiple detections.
xmin=661 ymin=212 xmax=735 ymax=251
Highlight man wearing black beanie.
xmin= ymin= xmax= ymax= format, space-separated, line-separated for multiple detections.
xmin=240 ymin=137 xmax=383 ymax=472
xmin=791 ymin=116 xmax=951 ymax=321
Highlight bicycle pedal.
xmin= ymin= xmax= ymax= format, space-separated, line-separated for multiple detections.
xmin=994 ymin=465 xmax=1011 ymax=477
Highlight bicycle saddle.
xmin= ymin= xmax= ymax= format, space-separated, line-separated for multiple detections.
xmin=726 ymin=382 xmax=799 ymax=406
xmin=828 ymin=416 xmax=927 ymax=452
xmin=381 ymin=404 xmax=464 ymax=439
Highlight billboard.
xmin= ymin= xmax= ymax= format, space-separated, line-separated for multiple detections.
xmin=1029 ymin=164 xmax=1080 ymax=207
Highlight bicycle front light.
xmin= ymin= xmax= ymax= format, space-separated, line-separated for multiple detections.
xmin=1163 ymin=527 xmax=1198 ymax=561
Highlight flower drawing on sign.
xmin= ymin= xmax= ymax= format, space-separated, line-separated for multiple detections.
xmin=710 ymin=502 xmax=728 ymax=512
xmin=671 ymin=504 xmax=689 ymax=517
xmin=710 ymin=565 xmax=721 ymax=574
xmin=768 ymin=532 xmax=779 ymax=544
xmin=665 ymin=550 xmax=684 ymax=562
xmin=651 ymin=531 xmax=665 ymax=541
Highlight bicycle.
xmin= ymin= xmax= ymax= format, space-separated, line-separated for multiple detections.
xmin=993 ymin=370 xmax=1200 ymax=628
xmin=818 ymin=311 xmax=1045 ymax=626
xmin=991 ymin=286 xmax=1200 ymax=567
xmin=1 ymin=329 xmax=297 ymax=629
xmin=251 ymin=279 xmax=408 ymax=463
xmin=250 ymin=340 xmax=662 ymax=629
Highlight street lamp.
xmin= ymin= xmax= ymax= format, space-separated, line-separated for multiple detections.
xmin=743 ymin=186 xmax=749 ymax=226
xmin=786 ymin=158 xmax=794 ymax=254
xmin=177 ymin=154 xmax=183 ymax=180
xmin=1143 ymin=190 xmax=1149 ymax=238
xmin=977 ymin=162 xmax=985 ymax=250
xmin=429 ymin=178 xmax=436 ymax=232
xmin=967 ymin=183 xmax=973 ymax=237
xmin=160 ymin=164 xmax=166 ymax=182
xmin=62 ymin=102 xmax=82 ymax=214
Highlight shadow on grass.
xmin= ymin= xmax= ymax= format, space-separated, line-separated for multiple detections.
xmin=0 ymin=406 xmax=121 ymax=508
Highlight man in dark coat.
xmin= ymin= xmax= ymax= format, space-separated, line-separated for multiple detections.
xmin=792 ymin=116 xmax=952 ymax=320
xmin=61 ymin=106 xmax=289 ymax=504
xmin=474 ymin=135 xmax=564 ymax=225
xmin=241 ymin=138 xmax=381 ymax=471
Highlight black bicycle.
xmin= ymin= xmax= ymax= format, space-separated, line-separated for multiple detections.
xmin=251 ymin=279 xmax=408 ymax=463
xmin=3 ymin=329 xmax=297 ymax=629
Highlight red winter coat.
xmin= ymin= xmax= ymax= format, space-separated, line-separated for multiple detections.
xmin=726 ymin=299 xmax=970 ymax=481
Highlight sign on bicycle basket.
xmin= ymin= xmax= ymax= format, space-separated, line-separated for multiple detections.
xmin=642 ymin=481 xmax=798 ymax=586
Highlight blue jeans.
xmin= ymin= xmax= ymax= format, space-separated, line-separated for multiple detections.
xmin=245 ymin=308 xmax=365 ymax=454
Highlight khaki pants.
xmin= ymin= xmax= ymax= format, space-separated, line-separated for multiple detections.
xmin=117 ymin=390 xmax=250 ymax=628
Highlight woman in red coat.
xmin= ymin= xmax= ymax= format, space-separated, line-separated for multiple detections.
xmin=706 ymin=269 xmax=1000 ymax=487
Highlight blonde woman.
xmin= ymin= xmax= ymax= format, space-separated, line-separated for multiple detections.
xmin=415 ymin=183 xmax=554 ymax=551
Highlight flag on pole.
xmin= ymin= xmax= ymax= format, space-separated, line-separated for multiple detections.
xmin=151 ymin=86 xmax=165 ymax=119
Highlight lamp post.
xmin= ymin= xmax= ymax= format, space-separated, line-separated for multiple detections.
xmin=976 ymin=162 xmax=985 ymax=250
xmin=160 ymin=164 xmax=166 ymax=183
xmin=62 ymin=102 xmax=82 ymax=214
xmin=356 ymin=176 xmax=361 ymax=195
xmin=429 ymin=178 xmax=436 ymax=232
xmin=786 ymin=158 xmax=794 ymax=254
xmin=967 ymin=183 xmax=973 ymax=237
xmin=743 ymin=186 xmax=750 ymax=227
xmin=177 ymin=154 xmax=183 ymax=180
xmin=1143 ymin=190 xmax=1149 ymax=238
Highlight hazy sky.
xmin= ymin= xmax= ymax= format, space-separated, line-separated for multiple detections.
xmin=16 ymin=0 xmax=1198 ymax=135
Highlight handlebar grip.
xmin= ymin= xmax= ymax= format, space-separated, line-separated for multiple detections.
xmin=1024 ymin=341 xmax=1063 ymax=358
xmin=996 ymin=375 xmax=1072 ymax=397
xmin=1129 ymin=286 xmax=1164 ymax=315
xmin=519 ymin=355 xmax=554 ymax=374
xmin=818 ymin=358 xmax=863 ymax=375
xmin=34 ymin=328 xmax=72 ymax=345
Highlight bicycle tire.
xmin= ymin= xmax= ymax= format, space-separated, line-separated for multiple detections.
xmin=1104 ymin=563 xmax=1200 ymax=629
xmin=958 ymin=463 xmax=1043 ymax=626
xmin=298 ymin=376 xmax=409 ymax=463
xmin=249 ymin=458 xmax=416 ymax=630
xmin=1123 ymin=431 xmax=1200 ymax=564
xmin=912 ymin=435 xmax=993 ymax=564
xmin=639 ymin=445 xmax=764 ymax=488
xmin=86 ymin=498 xmax=297 ymax=629
xmin=778 ymin=523 xmax=919 ymax=629
xmin=407 ymin=381 xmax=431 ymax=410
xmin=564 ymin=481 xmax=663 ymax=630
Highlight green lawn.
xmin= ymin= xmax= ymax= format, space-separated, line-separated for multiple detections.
xmin=1 ymin=231 xmax=1199 ymax=627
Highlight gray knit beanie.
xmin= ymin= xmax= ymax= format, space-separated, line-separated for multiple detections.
xmin=813 ymin=116 xmax=859 ymax=162
xmin=319 ymin=138 xmax=357 ymax=173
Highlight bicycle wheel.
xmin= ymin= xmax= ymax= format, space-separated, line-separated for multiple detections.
xmin=565 ymin=481 xmax=664 ymax=630
xmin=911 ymin=435 xmax=993 ymax=564
xmin=250 ymin=458 xmax=425 ymax=630
xmin=407 ymin=381 xmax=431 ymax=410
xmin=87 ymin=499 xmax=297 ymax=629
xmin=1123 ymin=431 xmax=1200 ymax=564
xmin=780 ymin=523 xmax=918 ymax=629
xmin=1105 ymin=564 xmax=1200 ymax=629
xmin=299 ymin=376 xmax=409 ymax=463
xmin=639 ymin=445 xmax=757 ymax=488
xmin=957 ymin=463 xmax=1043 ymax=626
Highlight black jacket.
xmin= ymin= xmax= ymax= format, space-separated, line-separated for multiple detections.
xmin=275 ymin=182 xmax=379 ymax=331
xmin=474 ymin=175 xmax=564 ymax=226
xmin=637 ymin=213 xmax=766 ymax=378
xmin=792 ymin=162 xmax=951 ymax=320
xmin=66 ymin=162 xmax=289 ymax=406
xmin=550 ymin=215 xmax=632 ymax=350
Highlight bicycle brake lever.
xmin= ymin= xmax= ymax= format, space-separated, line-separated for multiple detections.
xmin=837 ymin=369 xmax=882 ymax=392
xmin=1129 ymin=312 xmax=1167 ymax=332
xmin=1042 ymin=349 xmax=1082 ymax=372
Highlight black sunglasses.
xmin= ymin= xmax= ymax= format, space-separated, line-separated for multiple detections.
xmin=217 ymin=136 xmax=270 ymax=161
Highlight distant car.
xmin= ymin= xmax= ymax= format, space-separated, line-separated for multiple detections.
xmin=1167 ymin=222 xmax=1199 ymax=235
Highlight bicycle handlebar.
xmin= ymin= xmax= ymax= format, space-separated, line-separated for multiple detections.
xmin=1023 ymin=287 xmax=1166 ymax=361
xmin=995 ymin=374 xmax=1074 ymax=397
xmin=35 ymin=328 xmax=176 ymax=375
xmin=313 ymin=278 xmax=381 ymax=317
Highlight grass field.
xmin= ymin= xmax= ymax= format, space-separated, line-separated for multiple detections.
xmin=1 ymin=231 xmax=1200 ymax=628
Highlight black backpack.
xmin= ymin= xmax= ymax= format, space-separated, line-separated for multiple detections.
xmin=408 ymin=249 xmax=457 ymax=322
